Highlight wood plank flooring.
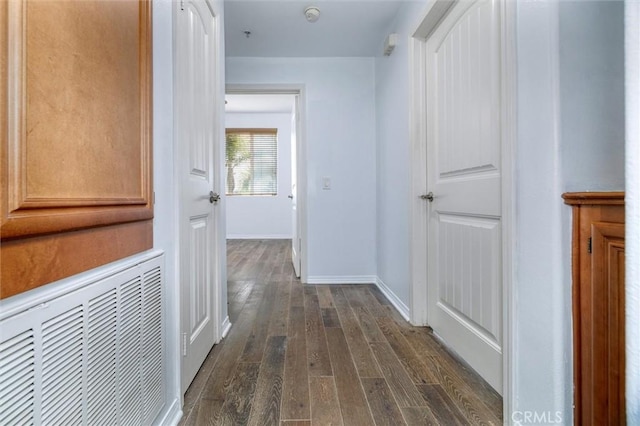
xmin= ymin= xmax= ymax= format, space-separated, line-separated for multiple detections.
xmin=180 ymin=240 xmax=502 ymax=426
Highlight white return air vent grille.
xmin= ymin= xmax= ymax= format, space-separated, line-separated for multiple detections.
xmin=42 ymin=306 xmax=84 ymax=425
xmin=0 ymin=331 xmax=36 ymax=424
xmin=118 ymin=279 xmax=143 ymax=425
xmin=87 ymin=289 xmax=118 ymax=424
xmin=0 ymin=253 xmax=165 ymax=426
xmin=142 ymin=267 xmax=164 ymax=419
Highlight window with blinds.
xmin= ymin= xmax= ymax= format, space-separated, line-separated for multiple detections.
xmin=225 ymin=128 xmax=278 ymax=196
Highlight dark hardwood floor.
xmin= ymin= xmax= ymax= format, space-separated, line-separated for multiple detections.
xmin=180 ymin=239 xmax=502 ymax=425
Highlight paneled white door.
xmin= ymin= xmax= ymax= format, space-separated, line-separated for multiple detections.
xmin=425 ymin=0 xmax=503 ymax=393
xmin=176 ymin=0 xmax=219 ymax=393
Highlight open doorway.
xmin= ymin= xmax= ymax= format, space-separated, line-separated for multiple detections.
xmin=224 ymin=86 xmax=307 ymax=282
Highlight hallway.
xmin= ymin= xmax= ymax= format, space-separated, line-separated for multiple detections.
xmin=180 ymin=240 xmax=502 ymax=425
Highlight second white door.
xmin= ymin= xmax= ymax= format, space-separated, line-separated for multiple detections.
xmin=425 ymin=0 xmax=504 ymax=394
xmin=176 ymin=0 xmax=220 ymax=394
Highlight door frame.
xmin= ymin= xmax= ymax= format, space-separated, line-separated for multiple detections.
xmin=625 ymin=1 xmax=640 ymax=421
xmin=173 ymin=0 xmax=227 ymax=395
xmin=408 ymin=0 xmax=516 ymax=415
xmin=225 ymin=84 xmax=308 ymax=283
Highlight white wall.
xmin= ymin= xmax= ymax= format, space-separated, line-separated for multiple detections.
xmin=514 ymin=1 xmax=569 ymax=419
xmin=226 ymin=58 xmax=377 ymax=282
xmin=559 ymin=0 xmax=626 ymax=192
xmin=225 ymin=112 xmax=293 ymax=239
xmin=514 ymin=0 xmax=625 ymax=421
xmin=374 ymin=2 xmax=424 ymax=311
xmin=152 ymin=0 xmax=181 ymax=421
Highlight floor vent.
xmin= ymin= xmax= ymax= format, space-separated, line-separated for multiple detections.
xmin=0 ymin=254 xmax=165 ymax=425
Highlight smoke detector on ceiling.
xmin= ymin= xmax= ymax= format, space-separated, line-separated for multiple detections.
xmin=304 ymin=6 xmax=320 ymax=23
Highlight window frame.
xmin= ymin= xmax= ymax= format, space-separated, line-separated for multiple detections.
xmin=225 ymin=128 xmax=278 ymax=197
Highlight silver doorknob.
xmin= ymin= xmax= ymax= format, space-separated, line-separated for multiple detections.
xmin=287 ymin=194 xmax=294 ymax=199
xmin=209 ymin=191 xmax=220 ymax=204
xmin=420 ymin=192 xmax=434 ymax=202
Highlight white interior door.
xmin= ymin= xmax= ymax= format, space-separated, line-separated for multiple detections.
xmin=291 ymin=95 xmax=301 ymax=278
xmin=425 ymin=0 xmax=503 ymax=394
xmin=176 ymin=0 xmax=219 ymax=393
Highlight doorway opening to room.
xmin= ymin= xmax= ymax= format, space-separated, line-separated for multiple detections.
xmin=224 ymin=88 xmax=307 ymax=322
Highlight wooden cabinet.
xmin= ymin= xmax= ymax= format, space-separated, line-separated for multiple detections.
xmin=563 ymin=192 xmax=625 ymax=425
xmin=1 ymin=0 xmax=153 ymax=298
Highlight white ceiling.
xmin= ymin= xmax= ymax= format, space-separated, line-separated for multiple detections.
xmin=225 ymin=94 xmax=296 ymax=113
xmin=224 ymin=1 xmax=404 ymax=57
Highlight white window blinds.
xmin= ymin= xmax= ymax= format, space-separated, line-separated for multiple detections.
xmin=225 ymin=128 xmax=278 ymax=196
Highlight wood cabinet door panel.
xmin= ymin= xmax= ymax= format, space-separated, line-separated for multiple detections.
xmin=1 ymin=0 xmax=153 ymax=297
xmin=563 ymin=192 xmax=625 ymax=426
xmin=590 ymin=221 xmax=625 ymax=425
xmin=2 ymin=0 xmax=152 ymax=240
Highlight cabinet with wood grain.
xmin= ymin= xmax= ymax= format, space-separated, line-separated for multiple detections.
xmin=0 ymin=0 xmax=153 ymax=298
xmin=563 ymin=192 xmax=625 ymax=425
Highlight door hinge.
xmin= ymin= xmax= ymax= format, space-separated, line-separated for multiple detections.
xmin=153 ymin=191 xmax=156 ymax=205
xmin=180 ymin=0 xmax=184 ymax=11
xmin=587 ymin=237 xmax=592 ymax=254
xmin=182 ymin=332 xmax=187 ymax=356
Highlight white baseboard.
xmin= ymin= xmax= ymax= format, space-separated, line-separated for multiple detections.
xmin=306 ymin=275 xmax=377 ymax=285
xmin=220 ymin=316 xmax=232 ymax=339
xmin=375 ymin=277 xmax=411 ymax=322
xmin=226 ymin=234 xmax=292 ymax=240
xmin=156 ymin=398 xmax=182 ymax=426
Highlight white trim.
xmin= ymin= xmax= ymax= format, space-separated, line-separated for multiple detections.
xmin=408 ymin=0 xmax=515 ymax=408
xmin=510 ymin=0 xmax=567 ymax=417
xmin=170 ymin=0 xmax=184 ymax=408
xmin=226 ymin=234 xmax=292 ymax=240
xmin=226 ymin=84 xmax=302 ymax=95
xmin=408 ymin=0 xmax=457 ymax=329
xmin=220 ymin=316 xmax=232 ymax=339
xmin=413 ymin=0 xmax=456 ymax=40
xmin=153 ymin=0 xmax=181 ymax=413
xmin=547 ymin=1 xmax=566 ymax=416
xmin=0 ymin=250 xmax=164 ymax=321
xmin=626 ymin=0 xmax=640 ymax=422
xmin=155 ymin=398 xmax=182 ymax=426
xmin=211 ymin=0 xmax=227 ymax=346
xmin=225 ymin=84 xmax=308 ymax=284
xmin=375 ymin=277 xmax=411 ymax=322
xmin=501 ymin=0 xmax=517 ymax=419
xmin=306 ymin=276 xmax=377 ymax=285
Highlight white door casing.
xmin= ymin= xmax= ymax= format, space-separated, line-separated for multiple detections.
xmin=176 ymin=0 xmax=220 ymax=394
xmin=291 ymin=95 xmax=301 ymax=278
xmin=225 ymin=85 xmax=308 ymax=283
xmin=425 ymin=0 xmax=504 ymax=394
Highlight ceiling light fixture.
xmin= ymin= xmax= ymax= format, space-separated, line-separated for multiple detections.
xmin=244 ymin=30 xmax=251 ymax=38
xmin=304 ymin=6 xmax=320 ymax=23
